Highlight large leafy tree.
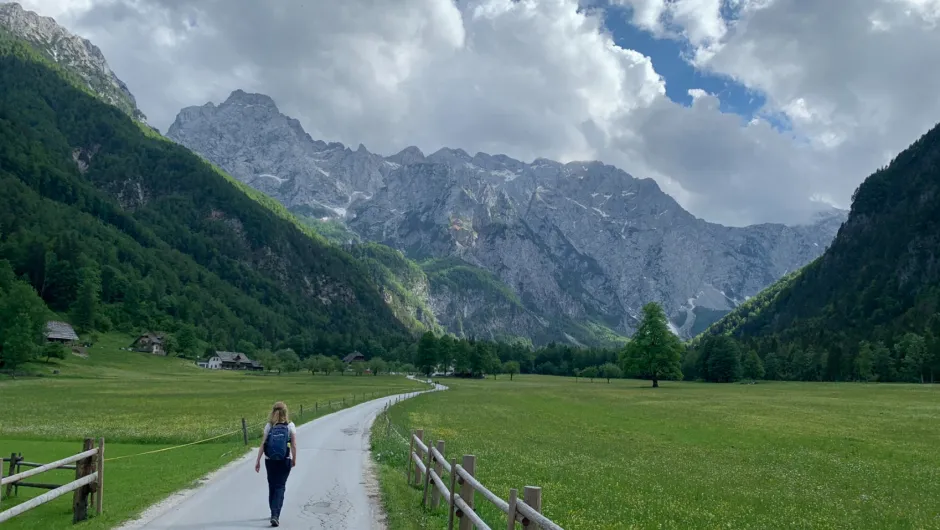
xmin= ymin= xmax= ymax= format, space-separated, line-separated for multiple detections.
xmin=620 ymin=302 xmax=683 ymax=387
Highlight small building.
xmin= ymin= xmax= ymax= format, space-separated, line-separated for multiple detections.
xmin=198 ymin=355 xmax=222 ymax=369
xmin=44 ymin=321 xmax=78 ymax=344
xmin=130 ymin=332 xmax=165 ymax=355
xmin=216 ymin=351 xmax=259 ymax=370
xmin=342 ymin=351 xmax=365 ymax=364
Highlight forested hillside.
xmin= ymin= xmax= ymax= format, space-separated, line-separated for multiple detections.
xmin=0 ymin=37 xmax=410 ymax=361
xmin=696 ymin=123 xmax=940 ymax=382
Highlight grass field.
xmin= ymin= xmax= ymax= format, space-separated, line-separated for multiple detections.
xmin=0 ymin=333 xmax=425 ymax=529
xmin=372 ymin=375 xmax=940 ymax=530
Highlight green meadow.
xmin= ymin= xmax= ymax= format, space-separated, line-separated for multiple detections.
xmin=372 ymin=375 xmax=940 ymax=530
xmin=0 ymin=333 xmax=424 ymax=529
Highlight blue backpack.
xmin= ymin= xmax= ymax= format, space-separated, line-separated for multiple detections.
xmin=264 ymin=423 xmax=290 ymax=460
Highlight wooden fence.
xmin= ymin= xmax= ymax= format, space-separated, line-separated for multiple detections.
xmin=0 ymin=438 xmax=104 ymax=524
xmin=408 ymin=429 xmax=564 ymax=530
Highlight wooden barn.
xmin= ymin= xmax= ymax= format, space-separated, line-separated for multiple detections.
xmin=44 ymin=321 xmax=78 ymax=345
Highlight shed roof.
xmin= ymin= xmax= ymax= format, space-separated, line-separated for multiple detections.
xmin=342 ymin=351 xmax=365 ymax=363
xmin=45 ymin=321 xmax=79 ymax=341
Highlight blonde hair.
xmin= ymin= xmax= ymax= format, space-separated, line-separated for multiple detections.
xmin=269 ymin=401 xmax=289 ymax=425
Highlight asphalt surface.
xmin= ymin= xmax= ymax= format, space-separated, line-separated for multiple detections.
xmin=130 ymin=385 xmax=438 ymax=530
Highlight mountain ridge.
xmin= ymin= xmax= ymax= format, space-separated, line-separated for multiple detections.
xmin=167 ymin=89 xmax=848 ymax=344
xmin=0 ymin=2 xmax=146 ymax=122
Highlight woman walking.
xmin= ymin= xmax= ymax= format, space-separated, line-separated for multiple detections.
xmin=255 ymin=401 xmax=297 ymax=527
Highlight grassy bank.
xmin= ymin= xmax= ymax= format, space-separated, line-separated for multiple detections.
xmin=0 ymin=333 xmax=425 ymax=529
xmin=372 ymin=375 xmax=940 ymax=529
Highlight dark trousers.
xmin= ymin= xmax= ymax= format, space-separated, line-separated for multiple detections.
xmin=264 ymin=458 xmax=292 ymax=519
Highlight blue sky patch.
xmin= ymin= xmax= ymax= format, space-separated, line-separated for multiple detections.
xmin=599 ymin=3 xmax=766 ymax=122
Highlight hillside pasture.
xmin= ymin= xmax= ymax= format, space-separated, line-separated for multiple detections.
xmin=373 ymin=375 xmax=940 ymax=529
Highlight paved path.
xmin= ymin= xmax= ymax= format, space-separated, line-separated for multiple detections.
xmin=125 ymin=384 xmax=440 ymax=530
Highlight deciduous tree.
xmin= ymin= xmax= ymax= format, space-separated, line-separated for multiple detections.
xmin=351 ymin=360 xmax=366 ymax=376
xmin=503 ymin=361 xmax=520 ymax=381
xmin=599 ymin=362 xmax=622 ymax=383
xmin=369 ymin=356 xmax=387 ymax=376
xmin=581 ymin=366 xmax=598 ymax=382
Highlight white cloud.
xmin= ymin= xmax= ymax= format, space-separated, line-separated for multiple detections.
xmin=15 ymin=0 xmax=940 ymax=226
xmin=614 ymin=0 xmax=728 ymax=45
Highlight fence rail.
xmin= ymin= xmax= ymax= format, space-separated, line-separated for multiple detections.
xmin=0 ymin=438 xmax=104 ymax=524
xmin=407 ymin=429 xmax=564 ymax=530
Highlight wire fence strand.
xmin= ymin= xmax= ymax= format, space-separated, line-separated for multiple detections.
xmin=103 ymin=387 xmax=417 ymax=463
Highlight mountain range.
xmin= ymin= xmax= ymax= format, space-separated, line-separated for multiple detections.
xmin=165 ymin=90 xmax=846 ymax=343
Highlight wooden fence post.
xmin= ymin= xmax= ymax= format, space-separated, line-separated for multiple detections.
xmin=422 ymin=443 xmax=434 ymax=507
xmin=459 ymin=455 xmax=476 ymax=530
xmin=315 ymin=401 xmax=318 ymax=414
xmin=522 ymin=486 xmax=542 ymax=528
xmin=507 ymin=488 xmax=518 ymax=530
xmin=448 ymin=458 xmax=458 ymax=530
xmin=407 ymin=430 xmax=415 ymax=485
xmin=4 ymin=453 xmax=15 ymax=498
xmin=95 ymin=438 xmax=104 ymax=515
xmin=414 ymin=430 xmax=424 ymax=486
xmin=241 ymin=418 xmax=249 ymax=445
xmin=431 ymin=440 xmax=445 ymax=508
xmin=300 ymin=404 xmax=303 ymax=418
xmin=72 ymin=438 xmax=93 ymax=523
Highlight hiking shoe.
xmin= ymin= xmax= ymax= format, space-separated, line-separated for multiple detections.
xmin=270 ymin=517 xmax=279 ymax=527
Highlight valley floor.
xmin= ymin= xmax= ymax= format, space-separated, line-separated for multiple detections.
xmin=0 ymin=334 xmax=424 ymax=530
xmin=372 ymin=375 xmax=940 ymax=529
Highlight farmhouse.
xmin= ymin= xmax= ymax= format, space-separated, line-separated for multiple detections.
xmin=44 ymin=321 xmax=78 ymax=344
xmin=130 ymin=332 xmax=165 ymax=355
xmin=342 ymin=351 xmax=365 ymax=364
xmin=197 ymin=355 xmax=222 ymax=369
xmin=215 ymin=351 xmax=263 ymax=371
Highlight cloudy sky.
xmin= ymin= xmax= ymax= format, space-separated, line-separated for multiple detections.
xmin=18 ymin=0 xmax=940 ymax=226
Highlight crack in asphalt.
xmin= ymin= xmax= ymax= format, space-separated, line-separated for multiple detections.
xmin=299 ymin=480 xmax=354 ymax=529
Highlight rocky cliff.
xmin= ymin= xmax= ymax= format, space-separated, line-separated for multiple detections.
xmin=0 ymin=2 xmax=145 ymax=121
xmin=167 ymin=89 xmax=847 ymax=343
